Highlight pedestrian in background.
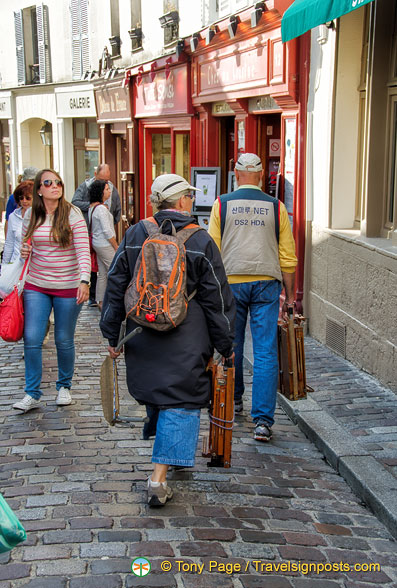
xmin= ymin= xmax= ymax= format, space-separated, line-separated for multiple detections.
xmin=4 ymin=167 xmax=38 ymax=238
xmin=100 ymin=174 xmax=235 ymax=506
xmin=12 ymin=169 xmax=91 ymax=414
xmin=209 ymin=153 xmax=297 ymax=443
xmin=72 ymin=163 xmax=121 ymax=308
xmin=2 ymin=181 xmax=33 ymax=264
xmin=88 ymin=179 xmax=118 ymax=310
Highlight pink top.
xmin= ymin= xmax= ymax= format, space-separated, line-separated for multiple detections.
xmin=22 ymin=205 xmax=91 ymax=290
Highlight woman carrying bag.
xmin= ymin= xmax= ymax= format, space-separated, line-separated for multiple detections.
xmin=87 ymin=179 xmax=118 ymax=310
xmin=12 ymin=169 xmax=91 ymax=413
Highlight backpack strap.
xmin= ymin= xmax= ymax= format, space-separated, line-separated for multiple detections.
xmin=141 ymin=217 xmax=159 ymax=237
xmin=177 ymin=224 xmax=203 ymax=244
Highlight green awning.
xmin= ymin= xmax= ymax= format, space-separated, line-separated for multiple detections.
xmin=281 ymin=0 xmax=374 ymax=43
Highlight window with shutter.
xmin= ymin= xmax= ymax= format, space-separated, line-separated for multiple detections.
xmin=129 ymin=0 xmax=142 ymax=51
xmin=36 ymin=4 xmax=52 ymax=83
xmin=14 ymin=10 xmax=26 ymax=85
xmin=201 ymin=0 xmax=218 ymax=27
xmin=232 ymin=0 xmax=248 ymax=12
xmin=218 ymin=0 xmax=230 ymax=18
xmin=70 ymin=0 xmax=89 ymax=80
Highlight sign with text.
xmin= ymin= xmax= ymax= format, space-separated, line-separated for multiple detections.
xmin=95 ymin=86 xmax=131 ymax=122
xmin=56 ymin=89 xmax=96 ymax=118
xmin=198 ymin=42 xmax=269 ymax=96
xmin=135 ymin=66 xmax=190 ymax=118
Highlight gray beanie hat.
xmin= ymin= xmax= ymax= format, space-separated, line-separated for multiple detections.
xmin=22 ymin=167 xmax=39 ymax=181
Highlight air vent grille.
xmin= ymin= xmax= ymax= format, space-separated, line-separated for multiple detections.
xmin=326 ymin=317 xmax=346 ymax=358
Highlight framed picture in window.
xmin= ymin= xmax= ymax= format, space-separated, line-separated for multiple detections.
xmin=191 ymin=167 xmax=221 ymax=211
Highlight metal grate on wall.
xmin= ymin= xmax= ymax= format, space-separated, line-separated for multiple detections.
xmin=326 ymin=317 xmax=346 ymax=358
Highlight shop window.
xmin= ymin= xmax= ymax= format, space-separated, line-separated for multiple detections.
xmin=129 ymin=0 xmax=142 ymax=51
xmin=70 ymin=0 xmax=90 ymax=80
xmin=14 ymin=4 xmax=51 ymax=85
xmin=109 ymin=0 xmax=121 ymax=58
xmin=73 ymin=118 xmax=99 ymax=187
xmin=175 ymin=133 xmax=190 ymax=181
xmin=160 ymin=1 xmax=179 ymax=46
xmin=152 ymin=133 xmax=172 ymax=178
xmin=385 ymin=93 xmax=397 ymax=230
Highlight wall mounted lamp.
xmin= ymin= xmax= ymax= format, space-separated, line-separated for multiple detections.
xmin=205 ymin=25 xmax=218 ymax=45
xmin=190 ymin=32 xmax=200 ymax=52
xmin=136 ymin=65 xmax=144 ymax=86
xmin=251 ymin=2 xmax=266 ymax=28
xmin=175 ymin=39 xmax=185 ymax=60
xmin=228 ymin=15 xmax=240 ymax=39
xmin=165 ymin=57 xmax=173 ymax=79
xmin=39 ymin=122 xmax=52 ymax=147
xmin=150 ymin=61 xmax=157 ymax=82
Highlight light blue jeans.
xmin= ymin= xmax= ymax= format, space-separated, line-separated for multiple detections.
xmin=152 ymin=408 xmax=201 ymax=467
xmin=231 ymin=280 xmax=282 ymax=427
xmin=23 ymin=290 xmax=83 ymax=399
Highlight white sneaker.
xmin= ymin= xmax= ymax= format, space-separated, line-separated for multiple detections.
xmin=13 ymin=395 xmax=40 ymax=413
xmin=56 ymin=387 xmax=72 ymax=406
xmin=147 ymin=477 xmax=173 ymax=506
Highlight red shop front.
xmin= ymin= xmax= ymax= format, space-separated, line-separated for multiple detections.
xmin=191 ymin=3 xmax=309 ymax=308
xmin=132 ymin=60 xmax=194 ymax=219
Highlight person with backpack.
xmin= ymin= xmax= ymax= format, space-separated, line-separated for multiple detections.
xmin=100 ymin=173 xmax=235 ymax=506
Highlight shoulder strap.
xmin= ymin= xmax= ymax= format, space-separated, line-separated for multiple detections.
xmin=141 ymin=217 xmax=159 ymax=238
xmin=177 ymin=225 xmax=203 ymax=244
xmin=88 ymin=203 xmax=102 ymax=232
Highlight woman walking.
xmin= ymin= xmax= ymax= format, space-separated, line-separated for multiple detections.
xmin=88 ymin=179 xmax=118 ymax=310
xmin=100 ymin=174 xmax=235 ymax=506
xmin=13 ymin=169 xmax=91 ymax=413
xmin=2 ymin=181 xmax=33 ymax=264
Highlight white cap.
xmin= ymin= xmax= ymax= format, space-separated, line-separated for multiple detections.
xmin=150 ymin=174 xmax=199 ymax=203
xmin=235 ymin=153 xmax=263 ymax=172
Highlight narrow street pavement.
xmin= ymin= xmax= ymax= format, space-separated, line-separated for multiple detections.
xmin=0 ymin=303 xmax=396 ymax=588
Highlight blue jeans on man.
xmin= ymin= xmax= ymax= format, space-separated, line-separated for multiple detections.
xmin=230 ymin=279 xmax=281 ymax=427
xmin=23 ymin=290 xmax=82 ymax=399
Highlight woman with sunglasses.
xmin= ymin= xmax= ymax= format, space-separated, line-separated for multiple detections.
xmin=12 ymin=169 xmax=91 ymax=413
xmin=2 ymin=181 xmax=33 ymax=264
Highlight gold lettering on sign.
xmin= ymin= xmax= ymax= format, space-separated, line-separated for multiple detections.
xmin=98 ymin=95 xmax=111 ymax=114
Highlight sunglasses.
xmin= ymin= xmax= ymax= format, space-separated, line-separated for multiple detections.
xmin=20 ymin=196 xmax=32 ymax=201
xmin=41 ymin=179 xmax=63 ymax=188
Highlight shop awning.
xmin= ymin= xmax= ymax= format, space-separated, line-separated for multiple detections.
xmin=281 ymin=0 xmax=374 ymax=43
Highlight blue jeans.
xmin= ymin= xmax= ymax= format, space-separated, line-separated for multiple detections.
xmin=23 ymin=290 xmax=83 ymax=399
xmin=231 ymin=280 xmax=282 ymax=427
xmin=152 ymin=408 xmax=201 ymax=467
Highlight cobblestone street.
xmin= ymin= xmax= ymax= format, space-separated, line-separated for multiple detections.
xmin=0 ymin=306 xmax=396 ymax=587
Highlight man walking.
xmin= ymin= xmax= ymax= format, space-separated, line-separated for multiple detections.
xmin=209 ymin=153 xmax=297 ymax=442
xmin=72 ymin=163 xmax=121 ymax=306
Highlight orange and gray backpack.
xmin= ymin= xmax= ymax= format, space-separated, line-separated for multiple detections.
xmin=124 ymin=217 xmax=203 ymax=331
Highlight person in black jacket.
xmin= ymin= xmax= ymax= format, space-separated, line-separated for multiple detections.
xmin=100 ymin=174 xmax=235 ymax=506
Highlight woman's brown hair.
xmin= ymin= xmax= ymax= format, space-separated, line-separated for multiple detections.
xmin=24 ymin=169 xmax=72 ymax=248
xmin=13 ymin=180 xmax=33 ymax=205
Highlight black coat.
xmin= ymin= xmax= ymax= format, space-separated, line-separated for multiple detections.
xmin=100 ymin=211 xmax=235 ymax=409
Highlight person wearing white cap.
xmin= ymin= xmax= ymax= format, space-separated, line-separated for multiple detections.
xmin=100 ymin=173 xmax=235 ymax=506
xmin=209 ymin=153 xmax=297 ymax=442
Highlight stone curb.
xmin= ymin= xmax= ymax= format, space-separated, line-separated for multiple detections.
xmin=244 ymin=353 xmax=397 ymax=539
xmin=277 ymin=392 xmax=397 ymax=540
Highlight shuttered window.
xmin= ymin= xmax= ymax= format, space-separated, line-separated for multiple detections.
xmin=36 ymin=4 xmax=52 ymax=83
xmin=71 ymin=0 xmax=90 ymax=80
xmin=14 ymin=10 xmax=26 ymax=85
xmin=218 ymin=0 xmax=230 ymax=18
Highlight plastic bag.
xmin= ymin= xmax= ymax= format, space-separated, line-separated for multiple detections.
xmin=0 ymin=494 xmax=26 ymax=553
xmin=0 ymin=258 xmax=25 ymax=299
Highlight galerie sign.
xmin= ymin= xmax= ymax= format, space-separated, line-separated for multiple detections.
xmin=56 ymin=90 xmax=96 ymax=118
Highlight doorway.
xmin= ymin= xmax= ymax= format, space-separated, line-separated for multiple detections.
xmin=219 ymin=116 xmax=235 ymax=194
xmin=258 ymin=113 xmax=281 ymax=197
